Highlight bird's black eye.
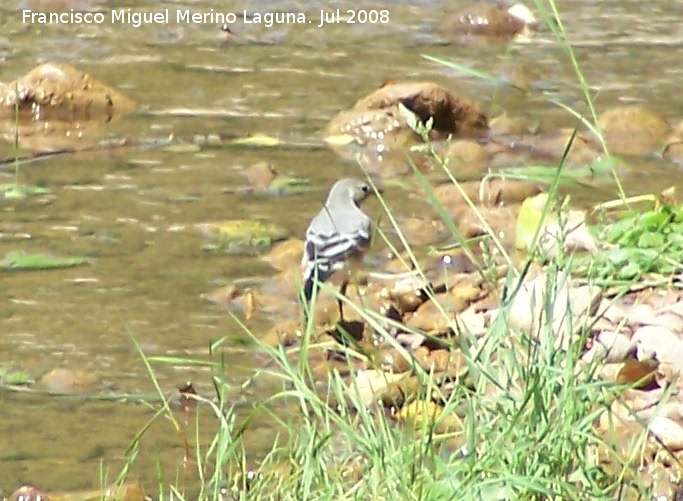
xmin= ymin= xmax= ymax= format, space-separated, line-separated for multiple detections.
xmin=361 ymin=185 xmax=369 ymax=193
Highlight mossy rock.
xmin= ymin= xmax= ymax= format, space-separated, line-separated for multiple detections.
xmin=197 ymin=220 xmax=290 ymax=255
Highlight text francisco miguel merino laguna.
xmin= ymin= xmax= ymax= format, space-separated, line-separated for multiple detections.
xmin=21 ymin=8 xmax=388 ymax=28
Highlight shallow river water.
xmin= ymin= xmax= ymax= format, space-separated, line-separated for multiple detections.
xmin=1 ymin=0 xmax=683 ymax=494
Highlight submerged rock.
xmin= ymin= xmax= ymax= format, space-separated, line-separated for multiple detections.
xmin=440 ymin=2 xmax=535 ymax=42
xmin=196 ymin=219 xmax=290 ymax=255
xmin=443 ymin=139 xmax=490 ymax=175
xmin=235 ymin=162 xmax=313 ymax=196
xmin=489 ymin=113 xmax=533 ymax=137
xmin=241 ymin=161 xmax=278 ymax=190
xmin=518 ymin=128 xmax=603 ymax=167
xmin=597 ymin=105 xmax=671 ymax=156
xmin=260 ymin=238 xmax=305 ymax=272
xmin=37 ymin=367 xmax=99 ymax=394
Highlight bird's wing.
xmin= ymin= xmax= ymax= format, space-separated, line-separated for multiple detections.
xmin=305 ymin=228 xmax=365 ymax=264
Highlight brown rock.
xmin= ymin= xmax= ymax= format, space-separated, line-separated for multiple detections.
xmin=326 ymin=107 xmax=430 ymax=177
xmin=237 ymin=289 xmax=298 ymax=321
xmin=597 ymin=106 xmax=671 ymax=156
xmin=662 ymin=141 xmax=683 ymax=165
xmin=616 ymin=358 xmax=660 ymax=390
xmin=376 ymin=376 xmax=421 ymax=409
xmin=447 ymin=204 xmax=520 ymax=247
xmin=443 ymin=139 xmax=490 ymax=176
xmin=261 ymin=320 xmax=302 ymax=347
xmin=0 ymin=62 xmax=136 ymax=120
xmin=371 ymin=275 xmax=427 ymax=315
xmin=261 ymin=238 xmax=305 ymax=272
xmin=434 ymin=178 xmax=540 ymax=208
xmin=0 ymin=62 xmax=136 ymax=152
xmin=489 ymin=114 xmax=532 ymax=136
xmin=201 ymin=283 xmax=241 ymax=306
xmin=309 ymin=348 xmax=358 ymax=379
xmin=351 ymin=81 xmax=488 ymax=138
xmin=421 ymin=250 xmax=482 ymax=282
xmin=9 ymin=486 xmax=49 ymax=501
xmin=358 ymin=136 xmax=432 ymax=178
xmin=241 ymin=161 xmax=277 ymax=190
xmin=397 ymin=217 xmax=446 ymax=247
xmin=326 ymin=107 xmax=417 ymax=146
xmin=377 ymin=345 xmax=415 ymax=373
xmin=38 ymin=367 xmax=99 ymax=394
xmin=309 ymin=284 xmax=370 ymax=327
xmin=661 ymin=119 xmax=683 ymax=165
xmin=405 ymin=290 xmax=473 ymax=335
xmin=522 ymin=128 xmax=602 ymax=167
xmin=415 ymin=348 xmax=468 ymax=379
xmin=325 ymin=81 xmax=488 ymax=177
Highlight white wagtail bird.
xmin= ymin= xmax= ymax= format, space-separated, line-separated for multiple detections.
xmin=301 ymin=178 xmax=377 ymax=319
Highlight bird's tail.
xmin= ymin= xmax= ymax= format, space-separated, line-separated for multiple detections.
xmin=301 ymin=265 xmax=318 ymax=326
xmin=303 ymin=274 xmax=315 ymax=303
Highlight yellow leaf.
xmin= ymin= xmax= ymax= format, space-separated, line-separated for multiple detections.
xmin=397 ymin=400 xmax=442 ymax=426
xmin=324 ymin=134 xmax=359 ymax=147
xmin=515 ymin=193 xmax=553 ymax=251
xmin=230 ymin=134 xmax=280 ymax=147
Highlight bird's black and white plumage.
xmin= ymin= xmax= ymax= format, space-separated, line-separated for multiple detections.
xmin=301 ymin=178 xmax=373 ymax=302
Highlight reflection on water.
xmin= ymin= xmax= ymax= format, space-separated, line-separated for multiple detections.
xmin=0 ymin=0 xmax=682 ymax=492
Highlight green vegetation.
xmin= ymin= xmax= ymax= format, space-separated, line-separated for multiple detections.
xmin=0 ymin=250 xmax=92 ymax=270
xmin=586 ymin=200 xmax=683 ymax=282
xmin=198 ymin=219 xmax=290 ymax=255
xmin=0 ymin=368 xmax=31 ymax=385
xmin=1 ymin=182 xmax=50 ymax=199
xmin=490 ymin=155 xmax=619 ymax=187
xmin=1 ymin=82 xmax=50 ymax=199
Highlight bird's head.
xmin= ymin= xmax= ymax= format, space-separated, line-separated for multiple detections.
xmin=328 ymin=177 xmax=381 ymax=206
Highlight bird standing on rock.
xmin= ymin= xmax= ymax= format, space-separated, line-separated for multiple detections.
xmin=301 ymin=178 xmax=376 ymax=317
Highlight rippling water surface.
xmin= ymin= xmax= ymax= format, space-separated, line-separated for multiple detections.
xmin=0 ymin=0 xmax=682 ymax=493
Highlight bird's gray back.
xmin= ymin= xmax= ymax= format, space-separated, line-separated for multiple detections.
xmin=307 ymin=204 xmax=371 ymax=239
